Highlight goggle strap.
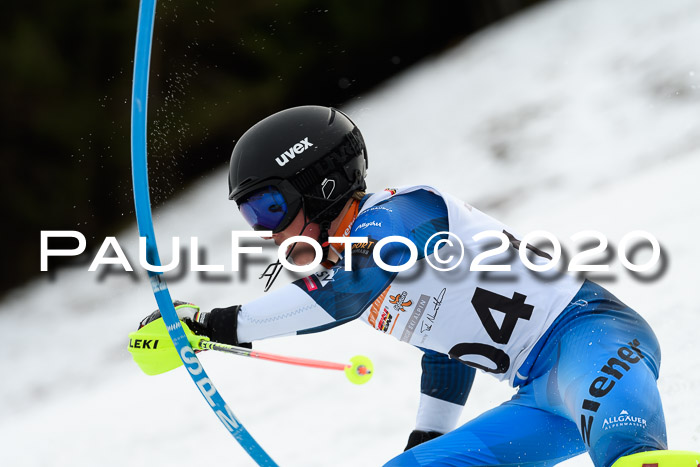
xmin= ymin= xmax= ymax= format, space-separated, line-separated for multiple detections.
xmin=259 ymin=176 xmax=361 ymax=291
xmin=301 ymin=176 xmax=362 ymax=226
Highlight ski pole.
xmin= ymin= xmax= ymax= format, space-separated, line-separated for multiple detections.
xmin=129 ymin=319 xmax=374 ymax=384
xmin=198 ymin=340 xmax=373 ymax=385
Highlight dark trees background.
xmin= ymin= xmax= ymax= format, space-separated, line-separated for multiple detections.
xmin=1 ymin=0 xmax=547 ymax=296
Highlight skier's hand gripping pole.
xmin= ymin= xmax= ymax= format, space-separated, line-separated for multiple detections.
xmin=128 ymin=311 xmax=373 ymax=384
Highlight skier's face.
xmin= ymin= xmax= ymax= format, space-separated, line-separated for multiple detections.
xmin=270 ymin=208 xmax=321 ymax=266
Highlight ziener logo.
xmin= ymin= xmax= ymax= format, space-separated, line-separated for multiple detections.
xmin=275 ymin=137 xmax=313 ymax=166
xmin=579 ymin=338 xmax=645 ymax=446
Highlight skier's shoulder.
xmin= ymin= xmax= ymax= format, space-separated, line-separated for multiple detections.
xmin=356 ymin=185 xmax=448 ymax=229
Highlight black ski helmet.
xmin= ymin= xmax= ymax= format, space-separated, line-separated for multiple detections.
xmin=228 ymin=105 xmax=368 ymax=233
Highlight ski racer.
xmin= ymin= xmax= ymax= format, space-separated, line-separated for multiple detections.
xmin=139 ymin=106 xmax=680 ymax=466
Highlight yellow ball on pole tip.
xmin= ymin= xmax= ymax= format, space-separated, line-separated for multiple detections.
xmin=344 ymin=355 xmax=374 ymax=385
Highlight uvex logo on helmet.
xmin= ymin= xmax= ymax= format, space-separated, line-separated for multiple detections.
xmin=275 ymin=137 xmax=313 ymax=167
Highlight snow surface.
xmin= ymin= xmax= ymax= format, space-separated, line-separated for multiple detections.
xmin=2 ymin=0 xmax=699 ymax=465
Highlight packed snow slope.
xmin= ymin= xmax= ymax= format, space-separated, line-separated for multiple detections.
xmin=2 ymin=0 xmax=699 ymax=465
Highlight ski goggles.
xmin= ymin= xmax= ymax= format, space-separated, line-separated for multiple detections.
xmin=238 ymin=185 xmax=299 ymax=233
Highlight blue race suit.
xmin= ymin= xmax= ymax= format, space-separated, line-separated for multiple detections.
xmin=236 ymin=186 xmax=667 ymax=467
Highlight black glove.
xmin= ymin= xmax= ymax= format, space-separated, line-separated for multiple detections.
xmin=139 ymin=301 xmax=250 ymax=348
xmin=404 ymin=430 xmax=443 ymax=451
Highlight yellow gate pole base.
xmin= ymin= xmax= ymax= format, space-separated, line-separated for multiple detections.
xmin=612 ymin=450 xmax=700 ymax=467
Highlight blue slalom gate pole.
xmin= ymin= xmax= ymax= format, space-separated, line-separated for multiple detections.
xmin=129 ymin=1 xmax=277 ymax=464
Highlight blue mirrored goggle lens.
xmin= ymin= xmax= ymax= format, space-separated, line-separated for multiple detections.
xmin=239 ymin=186 xmax=288 ymax=231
